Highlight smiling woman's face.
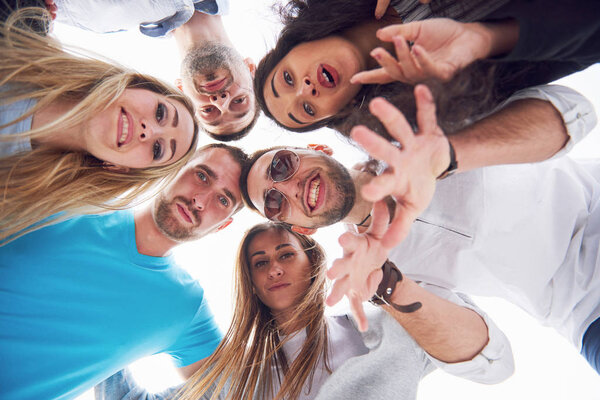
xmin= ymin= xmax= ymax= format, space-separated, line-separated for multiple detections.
xmin=263 ymin=36 xmax=365 ymax=129
xmin=248 ymin=229 xmax=312 ymax=316
xmin=85 ymin=88 xmax=195 ymax=169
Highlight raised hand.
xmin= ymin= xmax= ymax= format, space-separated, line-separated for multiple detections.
xmin=326 ymin=200 xmax=392 ymax=331
xmin=352 ymin=85 xmax=451 ymax=249
xmin=352 ymin=18 xmax=495 ymax=85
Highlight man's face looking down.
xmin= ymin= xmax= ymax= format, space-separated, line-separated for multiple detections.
xmin=180 ymin=42 xmax=256 ymax=137
xmin=153 ymin=147 xmax=243 ymax=241
xmin=246 ymin=148 xmax=355 ymax=228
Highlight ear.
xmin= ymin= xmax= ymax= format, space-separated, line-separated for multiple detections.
xmin=307 ymin=144 xmax=333 ymax=156
xmin=174 ymin=78 xmax=183 ymax=92
xmin=244 ymin=58 xmax=256 ymax=78
xmin=102 ymin=162 xmax=130 ymax=173
xmin=291 ymin=225 xmax=317 ymax=236
xmin=216 ymin=218 xmax=233 ymax=231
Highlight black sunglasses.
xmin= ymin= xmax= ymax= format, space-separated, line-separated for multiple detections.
xmin=263 ymin=150 xmax=300 ymax=221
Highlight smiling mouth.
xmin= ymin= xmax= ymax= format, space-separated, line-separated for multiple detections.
xmin=317 ymin=64 xmax=338 ymax=88
xmin=118 ymin=108 xmax=132 ymax=147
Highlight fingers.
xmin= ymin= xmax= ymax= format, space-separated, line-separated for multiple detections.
xmin=325 ymin=275 xmax=349 ymax=307
xmin=412 ymin=45 xmax=453 ymax=81
xmin=360 ymin=172 xmax=402 ymax=203
xmin=368 ymin=98 xmax=415 ymax=147
xmin=391 ymin=36 xmax=422 ymax=82
xmin=366 ymin=268 xmax=384 ymax=295
xmin=338 ymin=231 xmax=361 ymax=256
xmin=381 ymin=209 xmax=417 ymax=249
xmin=351 ymin=124 xmax=401 ymax=164
xmin=351 ymin=68 xmax=394 ymax=85
xmin=374 ymin=0 xmax=390 ymax=19
xmin=327 ymin=255 xmax=351 ymax=281
xmin=370 ymin=47 xmax=406 ymax=82
xmin=349 ymin=292 xmax=369 ymax=332
xmin=377 ymin=22 xmax=419 ymax=42
xmin=367 ymin=200 xmax=391 ymax=238
xmin=414 ymin=85 xmax=439 ymax=135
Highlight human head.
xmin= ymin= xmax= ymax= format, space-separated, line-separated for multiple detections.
xmin=241 ymin=146 xmax=355 ymax=229
xmin=0 ymin=9 xmax=201 ymax=244
xmin=85 ymin=88 xmax=196 ymax=170
xmin=254 ymin=0 xmax=379 ymax=133
xmin=152 ymin=143 xmax=248 ymax=242
xmin=237 ymin=222 xmax=327 ymax=330
xmin=179 ymin=42 xmax=258 ymax=141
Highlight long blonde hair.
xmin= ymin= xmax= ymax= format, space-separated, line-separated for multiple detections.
xmin=0 ymin=9 xmax=200 ymax=244
xmin=178 ymin=223 xmax=330 ymax=400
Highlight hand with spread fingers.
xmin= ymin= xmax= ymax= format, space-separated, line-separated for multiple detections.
xmin=352 ymin=18 xmax=499 ymax=85
xmin=326 ymin=201 xmax=392 ymax=332
xmin=352 ymin=85 xmax=451 ymax=250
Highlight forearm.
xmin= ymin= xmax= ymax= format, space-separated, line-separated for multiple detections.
xmin=384 ymin=278 xmax=488 ymax=363
xmin=450 ymin=98 xmax=567 ymax=173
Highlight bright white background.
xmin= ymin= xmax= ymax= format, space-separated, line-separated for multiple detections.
xmin=51 ymin=1 xmax=600 ymax=399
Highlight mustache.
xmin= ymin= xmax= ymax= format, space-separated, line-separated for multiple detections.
xmin=174 ymin=196 xmax=201 ymax=225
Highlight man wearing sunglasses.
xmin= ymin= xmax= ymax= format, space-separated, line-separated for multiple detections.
xmin=240 ymin=82 xmax=600 ymax=373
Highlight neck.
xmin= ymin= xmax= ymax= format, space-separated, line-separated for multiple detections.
xmin=342 ymin=170 xmax=374 ymax=226
xmin=342 ymin=15 xmax=401 ymax=70
xmin=31 ymin=100 xmax=86 ymax=151
xmin=275 ymin=309 xmax=305 ymax=336
xmin=172 ymin=11 xmax=232 ymax=58
xmin=134 ymin=207 xmax=179 ymax=257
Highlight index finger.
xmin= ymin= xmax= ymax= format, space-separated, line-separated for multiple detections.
xmin=349 ymin=292 xmax=369 ymax=332
xmin=377 ymin=22 xmax=421 ymax=42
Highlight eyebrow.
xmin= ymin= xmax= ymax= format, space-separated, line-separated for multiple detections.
xmin=288 ymin=113 xmax=308 ymax=125
xmin=271 ymin=73 xmax=279 ymax=98
xmin=166 ymin=100 xmax=179 ymax=128
xmin=198 ymin=164 xmax=238 ymax=207
xmin=166 ymin=139 xmax=177 ymax=162
xmin=250 ymin=243 xmax=292 ymax=258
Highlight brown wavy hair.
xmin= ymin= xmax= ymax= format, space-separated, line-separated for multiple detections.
xmin=0 ymin=8 xmax=200 ymax=244
xmin=177 ymin=222 xmax=330 ymax=400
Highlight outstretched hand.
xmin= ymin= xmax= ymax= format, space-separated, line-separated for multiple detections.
xmin=326 ymin=201 xmax=393 ymax=332
xmin=352 ymin=18 xmax=490 ymax=85
xmin=352 ymin=85 xmax=450 ymax=249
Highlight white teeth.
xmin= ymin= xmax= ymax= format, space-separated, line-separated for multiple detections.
xmin=322 ymin=69 xmax=333 ymax=83
xmin=119 ymin=112 xmax=128 ymax=145
xmin=308 ymin=178 xmax=320 ymax=208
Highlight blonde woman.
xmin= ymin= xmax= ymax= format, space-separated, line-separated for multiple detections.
xmin=97 ymin=222 xmax=513 ymax=400
xmin=0 ymin=9 xmax=199 ymax=243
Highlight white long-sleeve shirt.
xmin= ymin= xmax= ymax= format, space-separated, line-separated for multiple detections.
xmin=389 ymin=83 xmax=598 ymax=348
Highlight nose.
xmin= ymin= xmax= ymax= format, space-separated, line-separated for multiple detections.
xmin=209 ymin=92 xmax=231 ymax=108
xmin=139 ymin=121 xmax=159 ymax=141
xmin=268 ymin=263 xmax=284 ymax=279
xmin=273 ymin=178 xmax=301 ymax=200
xmin=298 ymin=77 xmax=318 ymax=97
xmin=192 ymin=192 xmax=210 ymax=211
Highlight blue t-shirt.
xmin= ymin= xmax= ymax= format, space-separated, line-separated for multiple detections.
xmin=0 ymin=210 xmax=222 ymax=400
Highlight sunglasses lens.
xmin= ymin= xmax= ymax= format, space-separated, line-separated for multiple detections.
xmin=264 ymin=189 xmax=288 ymax=221
xmin=270 ymin=150 xmax=299 ymax=182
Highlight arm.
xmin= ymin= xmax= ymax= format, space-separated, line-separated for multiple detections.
xmin=451 ymin=84 xmax=596 ymax=172
xmin=383 ymin=281 xmax=514 ymax=383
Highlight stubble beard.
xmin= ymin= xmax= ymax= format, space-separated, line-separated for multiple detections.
xmin=153 ymin=195 xmax=202 ymax=242
xmin=182 ymin=42 xmax=243 ymax=94
xmin=312 ymin=155 xmax=355 ymax=227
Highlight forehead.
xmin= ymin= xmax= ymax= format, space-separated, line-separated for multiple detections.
xmin=248 ymin=229 xmax=301 ymax=253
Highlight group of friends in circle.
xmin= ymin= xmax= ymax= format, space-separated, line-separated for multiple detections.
xmin=1 ymin=0 xmax=599 ymax=399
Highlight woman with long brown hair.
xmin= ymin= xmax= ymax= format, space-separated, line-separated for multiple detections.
xmin=1 ymin=9 xmax=200 ymax=243
xmin=97 ymin=222 xmax=513 ymax=400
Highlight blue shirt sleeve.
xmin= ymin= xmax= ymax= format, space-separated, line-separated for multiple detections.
xmin=165 ymin=294 xmax=223 ymax=367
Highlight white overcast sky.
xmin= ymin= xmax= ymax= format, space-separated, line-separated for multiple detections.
xmin=50 ymin=1 xmax=600 ymax=399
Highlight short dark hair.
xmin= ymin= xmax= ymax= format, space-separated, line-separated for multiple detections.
xmin=203 ymin=100 xmax=261 ymax=142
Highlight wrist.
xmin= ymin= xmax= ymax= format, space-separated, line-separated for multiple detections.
xmin=436 ymin=137 xmax=458 ymax=180
xmin=477 ymin=19 xmax=519 ymax=59
xmin=370 ymin=260 xmax=422 ymax=313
